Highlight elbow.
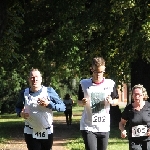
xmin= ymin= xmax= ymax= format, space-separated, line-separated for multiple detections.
xmin=55 ymin=104 xmax=66 ymax=112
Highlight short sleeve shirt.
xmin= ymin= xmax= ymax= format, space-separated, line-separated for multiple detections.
xmin=122 ymin=101 xmax=150 ymax=142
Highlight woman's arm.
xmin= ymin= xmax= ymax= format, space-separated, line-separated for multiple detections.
xmin=119 ymin=118 xmax=127 ymax=138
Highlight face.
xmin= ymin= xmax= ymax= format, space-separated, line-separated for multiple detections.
xmin=132 ymin=88 xmax=143 ymax=103
xmin=29 ymin=70 xmax=42 ymax=89
xmin=91 ymin=65 xmax=105 ymax=83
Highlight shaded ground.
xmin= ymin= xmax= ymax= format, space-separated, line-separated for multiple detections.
xmin=0 ymin=115 xmax=80 ymax=150
xmin=0 ymin=102 xmax=126 ymax=150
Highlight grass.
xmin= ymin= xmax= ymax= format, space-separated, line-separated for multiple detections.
xmin=0 ymin=106 xmax=129 ymax=150
xmin=0 ymin=114 xmax=24 ymax=144
xmin=65 ymin=106 xmax=129 ymax=150
xmin=65 ymin=125 xmax=128 ymax=150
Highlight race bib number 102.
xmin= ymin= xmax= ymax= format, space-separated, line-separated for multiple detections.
xmin=33 ymin=129 xmax=48 ymax=139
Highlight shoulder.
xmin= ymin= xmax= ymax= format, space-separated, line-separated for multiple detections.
xmin=18 ymin=89 xmax=26 ymax=99
xmin=145 ymin=101 xmax=150 ymax=107
xmin=80 ymin=78 xmax=92 ymax=84
xmin=123 ymin=103 xmax=132 ymax=112
xmin=45 ymin=86 xmax=55 ymax=92
xmin=19 ymin=89 xmax=26 ymax=95
xmin=20 ymin=89 xmax=25 ymax=94
xmin=104 ymin=78 xmax=115 ymax=85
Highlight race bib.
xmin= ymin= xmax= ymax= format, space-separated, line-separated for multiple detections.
xmin=92 ymin=113 xmax=110 ymax=131
xmin=32 ymin=129 xmax=48 ymax=139
xmin=132 ymin=125 xmax=147 ymax=137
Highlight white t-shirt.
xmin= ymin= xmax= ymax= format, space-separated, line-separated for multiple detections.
xmin=24 ymin=86 xmax=53 ymax=134
xmin=80 ymin=78 xmax=115 ymax=132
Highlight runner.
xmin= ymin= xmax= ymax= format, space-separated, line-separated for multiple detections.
xmin=119 ymin=84 xmax=150 ymax=150
xmin=15 ymin=68 xmax=66 ymax=150
xmin=78 ymin=57 xmax=119 ymax=150
xmin=63 ymin=93 xmax=73 ymax=126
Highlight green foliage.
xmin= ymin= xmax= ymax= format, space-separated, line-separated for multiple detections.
xmin=0 ymin=1 xmax=24 ymax=63
xmin=0 ymin=68 xmax=26 ymax=113
xmin=0 ymin=0 xmax=150 ymax=113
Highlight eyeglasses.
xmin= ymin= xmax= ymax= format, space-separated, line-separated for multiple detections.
xmin=93 ymin=70 xmax=105 ymax=74
xmin=133 ymin=94 xmax=143 ymax=97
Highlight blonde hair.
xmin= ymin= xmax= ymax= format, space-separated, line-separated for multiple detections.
xmin=92 ymin=57 xmax=105 ymax=67
xmin=132 ymin=84 xmax=149 ymax=100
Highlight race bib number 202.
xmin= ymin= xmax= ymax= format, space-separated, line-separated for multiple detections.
xmin=92 ymin=113 xmax=110 ymax=127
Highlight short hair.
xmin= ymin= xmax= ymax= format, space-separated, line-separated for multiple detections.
xmin=92 ymin=57 xmax=105 ymax=67
xmin=29 ymin=68 xmax=42 ymax=77
xmin=64 ymin=93 xmax=71 ymax=100
xmin=132 ymin=84 xmax=149 ymax=100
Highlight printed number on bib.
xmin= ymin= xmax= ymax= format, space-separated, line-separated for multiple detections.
xmin=92 ymin=113 xmax=109 ymax=125
xmin=33 ymin=129 xmax=48 ymax=139
xmin=132 ymin=125 xmax=147 ymax=137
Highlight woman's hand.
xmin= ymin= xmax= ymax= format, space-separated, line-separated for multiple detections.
xmin=121 ymin=130 xmax=127 ymax=138
xmin=147 ymin=129 xmax=150 ymax=136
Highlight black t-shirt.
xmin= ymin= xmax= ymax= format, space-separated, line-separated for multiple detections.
xmin=122 ymin=101 xmax=150 ymax=142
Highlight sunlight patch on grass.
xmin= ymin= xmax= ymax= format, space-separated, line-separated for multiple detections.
xmin=66 ymin=137 xmax=84 ymax=150
xmin=107 ymin=138 xmax=128 ymax=150
xmin=0 ymin=113 xmax=24 ymax=143
xmin=0 ymin=138 xmax=7 ymax=144
xmin=66 ymin=137 xmax=128 ymax=150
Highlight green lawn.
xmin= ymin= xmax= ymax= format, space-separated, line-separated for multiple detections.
xmin=65 ymin=125 xmax=128 ymax=150
xmin=0 ymin=114 xmax=24 ymax=144
xmin=65 ymin=106 xmax=129 ymax=150
xmin=0 ymin=106 xmax=129 ymax=150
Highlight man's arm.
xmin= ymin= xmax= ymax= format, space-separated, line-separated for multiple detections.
xmin=110 ymin=84 xmax=119 ymax=106
xmin=77 ymin=84 xmax=86 ymax=107
xmin=47 ymin=87 xmax=66 ymax=112
xmin=15 ymin=90 xmax=24 ymax=116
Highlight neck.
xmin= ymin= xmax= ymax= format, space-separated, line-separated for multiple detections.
xmin=133 ymin=101 xmax=145 ymax=109
xmin=92 ymin=78 xmax=104 ymax=84
xmin=30 ymin=86 xmax=42 ymax=92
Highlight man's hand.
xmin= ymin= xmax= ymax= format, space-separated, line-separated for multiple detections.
xmin=37 ymin=97 xmax=49 ymax=107
xmin=121 ymin=130 xmax=127 ymax=138
xmin=20 ymin=109 xmax=29 ymax=119
xmin=106 ymin=95 xmax=115 ymax=105
xmin=82 ymin=98 xmax=88 ymax=106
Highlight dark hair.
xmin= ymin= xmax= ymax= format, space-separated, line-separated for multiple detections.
xmin=64 ymin=93 xmax=71 ymax=100
xmin=92 ymin=57 xmax=105 ymax=67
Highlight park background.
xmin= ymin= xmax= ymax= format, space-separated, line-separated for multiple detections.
xmin=0 ymin=0 xmax=150 ymax=149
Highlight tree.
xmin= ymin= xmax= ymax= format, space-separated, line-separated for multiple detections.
xmin=0 ymin=0 xmax=150 ymax=112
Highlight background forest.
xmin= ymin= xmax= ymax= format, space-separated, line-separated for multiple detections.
xmin=0 ymin=0 xmax=149 ymax=113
